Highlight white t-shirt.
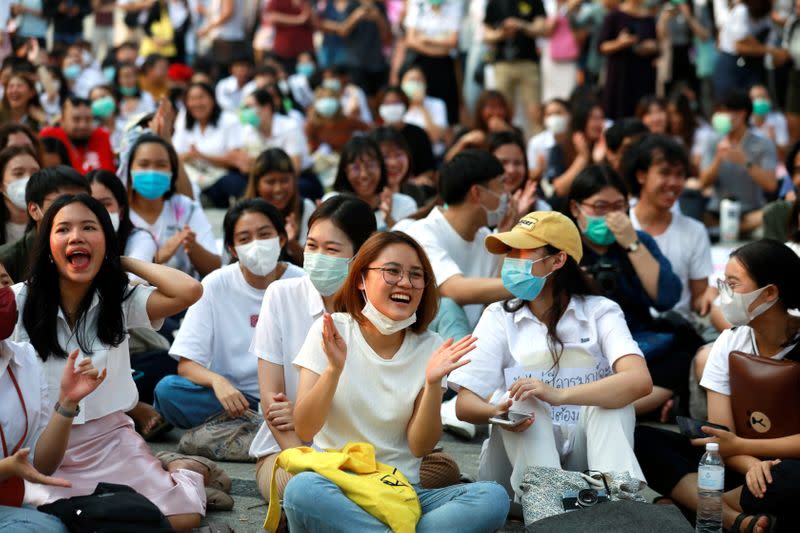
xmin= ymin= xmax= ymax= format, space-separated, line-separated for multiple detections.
xmin=404 ymin=0 xmax=462 ymax=40
xmin=293 ymin=313 xmax=444 ymax=483
xmin=215 ymin=76 xmax=248 ymax=112
xmin=0 ymin=340 xmax=48 ymax=464
xmin=129 ymin=194 xmax=218 ymax=277
xmin=403 ymin=207 xmax=501 ymax=328
xmin=527 ymin=130 xmax=556 ymax=173
xmin=249 ymin=275 xmax=325 ymax=458
xmin=752 ymin=112 xmax=790 ymax=148
xmin=403 ymin=96 xmax=449 ymax=130
xmin=10 ymin=283 xmax=162 ymax=425
xmin=172 ymin=110 xmax=245 ymax=158
xmin=170 ymin=263 xmax=305 ymax=398
xmin=718 ymin=4 xmax=772 ymax=55
xmin=242 ymin=113 xmax=308 ymax=161
xmin=449 ymin=296 xmax=643 ymax=454
xmin=630 ymin=210 xmax=713 ymax=318
xmin=700 ymin=326 xmax=798 ymax=396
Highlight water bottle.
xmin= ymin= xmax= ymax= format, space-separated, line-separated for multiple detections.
xmin=719 ymin=197 xmax=741 ymax=244
xmin=696 ymin=443 xmax=724 ymax=533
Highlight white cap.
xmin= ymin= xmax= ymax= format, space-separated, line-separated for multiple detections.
xmin=707 ymin=443 xmax=719 ymax=451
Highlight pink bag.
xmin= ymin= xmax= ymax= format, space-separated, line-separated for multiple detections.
xmin=549 ymin=15 xmax=579 ymax=62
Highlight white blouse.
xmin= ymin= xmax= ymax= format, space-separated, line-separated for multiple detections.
xmin=10 ymin=283 xmax=162 ymax=425
xmin=0 ymin=340 xmax=48 ymax=462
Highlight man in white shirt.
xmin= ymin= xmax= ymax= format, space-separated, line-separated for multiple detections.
xmin=215 ymin=55 xmax=254 ymax=112
xmin=404 ymin=150 xmax=513 ymax=439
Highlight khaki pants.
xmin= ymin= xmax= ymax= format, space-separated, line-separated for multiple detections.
xmin=255 ymin=451 xmax=461 ymax=503
xmin=493 ymin=60 xmax=541 ymax=137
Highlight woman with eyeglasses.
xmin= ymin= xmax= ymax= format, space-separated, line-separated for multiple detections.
xmin=635 ymin=239 xmax=800 ymax=533
xmin=451 ymin=211 xmax=651 ymax=500
xmin=326 ymin=136 xmax=417 ymax=230
xmin=567 ymin=165 xmax=685 ymax=422
xmin=282 ymin=230 xmax=509 ymax=532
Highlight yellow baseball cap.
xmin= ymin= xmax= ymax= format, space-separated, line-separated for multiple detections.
xmin=485 ymin=211 xmax=583 ymax=262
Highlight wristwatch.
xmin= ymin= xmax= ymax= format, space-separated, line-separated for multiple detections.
xmin=54 ymin=401 xmax=80 ymax=418
xmin=625 ymin=240 xmax=640 ymax=254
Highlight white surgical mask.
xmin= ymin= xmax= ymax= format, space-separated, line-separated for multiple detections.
xmin=361 ymin=275 xmax=416 ymax=335
xmin=544 ymin=114 xmax=568 ymax=135
xmin=5 ymin=177 xmax=28 ymax=210
xmin=719 ymin=283 xmax=776 ymax=327
xmin=108 ymin=212 xmax=120 ymax=232
xmin=235 ymin=237 xmax=281 ymax=277
xmin=481 ymin=188 xmax=509 ymax=228
xmin=379 ymin=103 xmax=407 ymax=124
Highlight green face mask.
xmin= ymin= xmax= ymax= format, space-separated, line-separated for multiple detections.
xmin=91 ymin=96 xmax=116 ymax=119
xmin=752 ymin=98 xmax=771 ymax=117
xmin=712 ymin=112 xmax=733 ymax=136
xmin=239 ymin=107 xmax=261 ymax=127
xmin=119 ymin=86 xmax=138 ymax=97
xmin=581 ymin=213 xmax=616 ymax=246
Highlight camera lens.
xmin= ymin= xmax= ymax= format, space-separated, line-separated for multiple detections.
xmin=577 ymin=489 xmax=599 ymax=507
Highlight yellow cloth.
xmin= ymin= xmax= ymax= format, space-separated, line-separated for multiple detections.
xmin=139 ymin=8 xmax=176 ymax=58
xmin=264 ymin=442 xmax=421 ymax=533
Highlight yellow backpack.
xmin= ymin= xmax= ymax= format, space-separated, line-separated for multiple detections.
xmin=264 ymin=442 xmax=421 ymax=533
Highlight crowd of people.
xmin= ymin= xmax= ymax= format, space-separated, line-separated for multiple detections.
xmin=1 ymin=0 xmax=800 ymax=531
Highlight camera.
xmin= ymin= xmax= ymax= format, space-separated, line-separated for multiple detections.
xmin=561 ymin=488 xmax=609 ymax=511
xmin=585 ymin=261 xmax=621 ymax=296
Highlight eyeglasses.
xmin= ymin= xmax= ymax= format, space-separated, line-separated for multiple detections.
xmin=347 ymin=161 xmax=380 ymax=175
xmin=580 ymin=200 xmax=627 ymax=216
xmin=717 ymin=278 xmax=739 ymax=296
xmin=365 ymin=265 xmax=428 ymax=289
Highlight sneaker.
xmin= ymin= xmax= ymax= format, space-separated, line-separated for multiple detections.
xmin=440 ymin=397 xmax=476 ymax=440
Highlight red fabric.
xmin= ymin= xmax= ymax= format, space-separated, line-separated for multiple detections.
xmin=0 ymin=476 xmax=24 ymax=507
xmin=269 ymin=0 xmax=314 ymax=59
xmin=39 ymin=127 xmax=115 ymax=175
xmin=168 ymin=63 xmax=194 ymax=83
xmin=0 ymin=286 xmax=16 ymax=340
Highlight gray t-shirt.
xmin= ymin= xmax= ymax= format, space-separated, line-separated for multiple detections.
xmin=701 ymin=130 xmax=777 ymax=213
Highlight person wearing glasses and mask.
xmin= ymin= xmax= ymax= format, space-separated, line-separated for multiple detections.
xmin=282 ymin=230 xmax=510 ymax=532
xmin=635 ymin=239 xmax=800 ymax=533
xmin=450 ymin=211 xmax=651 ymax=500
xmin=567 ymin=165 xmax=684 ymax=422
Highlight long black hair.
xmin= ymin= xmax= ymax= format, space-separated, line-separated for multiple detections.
xmin=23 ymin=194 xmax=130 ymax=361
xmin=125 ymin=133 xmax=180 ymax=199
xmin=87 ymin=169 xmax=135 ymax=250
xmin=184 ymin=82 xmax=223 ymax=129
xmin=503 ymin=245 xmax=596 ymax=370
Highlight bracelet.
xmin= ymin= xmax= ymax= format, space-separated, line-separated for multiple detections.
xmin=54 ymin=401 xmax=80 ymax=418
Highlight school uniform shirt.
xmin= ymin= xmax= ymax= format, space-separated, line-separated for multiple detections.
xmin=248 ymin=275 xmax=325 ymax=458
xmin=527 ymin=130 xmax=555 ymax=174
xmin=129 ymin=194 xmax=217 ymax=278
xmin=630 ymin=210 xmax=712 ymax=319
xmin=751 ymin=112 xmax=790 ymax=149
xmin=0 ymin=340 xmax=48 ymax=464
xmin=169 ymin=262 xmax=305 ymax=399
xmin=448 ymin=296 xmax=643 ymax=455
xmin=171 ymin=110 xmax=245 ymax=161
xmin=700 ymin=326 xmax=799 ymax=396
xmin=293 ymin=313 xmax=444 ymax=483
xmin=241 ymin=114 xmax=309 ymax=162
xmin=215 ymin=76 xmax=249 ymax=112
xmin=10 ymin=283 xmax=163 ymax=425
xmin=403 ymin=207 xmax=501 ymax=328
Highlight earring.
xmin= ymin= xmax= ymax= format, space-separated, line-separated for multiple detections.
xmin=48 ymin=255 xmax=54 ymax=263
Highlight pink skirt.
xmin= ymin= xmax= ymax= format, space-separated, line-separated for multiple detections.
xmin=24 ymin=411 xmax=206 ymax=516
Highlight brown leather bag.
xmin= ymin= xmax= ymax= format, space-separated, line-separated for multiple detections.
xmin=728 ymin=350 xmax=800 ymax=439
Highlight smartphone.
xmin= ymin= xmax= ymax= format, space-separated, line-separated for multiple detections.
xmin=676 ymin=416 xmax=729 ymax=439
xmin=489 ymin=411 xmax=532 ymax=427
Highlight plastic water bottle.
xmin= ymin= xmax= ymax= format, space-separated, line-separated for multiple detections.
xmin=696 ymin=443 xmax=724 ymax=533
xmin=719 ymin=197 xmax=741 ymax=244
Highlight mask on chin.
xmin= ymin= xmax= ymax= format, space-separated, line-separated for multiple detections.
xmin=360 ymin=275 xmax=416 ymax=335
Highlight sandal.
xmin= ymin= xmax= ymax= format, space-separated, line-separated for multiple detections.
xmin=156 ymin=451 xmax=232 ymax=493
xmin=129 ymin=402 xmax=173 ymax=441
xmin=204 ymin=487 xmax=234 ymax=512
xmin=732 ymin=513 xmax=776 ymax=533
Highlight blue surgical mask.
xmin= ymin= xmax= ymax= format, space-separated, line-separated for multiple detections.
xmin=63 ymin=64 xmax=82 ymax=81
xmin=580 ymin=210 xmax=616 ymax=246
xmin=131 ymin=170 xmax=172 ymax=200
xmin=297 ymin=63 xmax=315 ymax=77
xmin=501 ymin=257 xmax=552 ymax=301
xmin=303 ymin=252 xmax=350 ymax=296
xmin=322 ymin=78 xmax=342 ymax=93
xmin=315 ymin=97 xmax=340 ymax=118
xmin=102 ymin=66 xmax=116 ymax=83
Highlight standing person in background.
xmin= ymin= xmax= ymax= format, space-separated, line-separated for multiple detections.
xmin=336 ymin=0 xmax=391 ymax=99
xmin=483 ymin=0 xmax=548 ymax=138
xmin=782 ymin=0 xmax=800 ymax=143
xmin=268 ymin=0 xmax=314 ymax=72
xmin=317 ymin=0 xmax=350 ymax=68
xmin=196 ymin=0 xmax=247 ymax=79
xmin=91 ymin=0 xmax=116 ymax=60
xmin=599 ymin=0 xmax=659 ymax=120
xmin=44 ymin=0 xmax=90 ymax=45
xmin=403 ymin=0 xmax=462 ymax=127
xmin=10 ymin=0 xmax=47 ymax=48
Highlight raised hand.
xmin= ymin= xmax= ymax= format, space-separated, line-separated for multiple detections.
xmin=1 ymin=448 xmax=71 ymax=487
xmin=425 ymin=335 xmax=476 ymax=385
xmin=59 ymin=349 xmax=107 ymax=406
xmin=604 ymin=211 xmax=638 ymax=249
xmin=321 ymin=313 xmax=347 ymax=371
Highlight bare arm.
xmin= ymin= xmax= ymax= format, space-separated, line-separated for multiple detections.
xmin=258 ymin=360 xmax=303 ymax=449
xmin=293 ymin=367 xmax=339 ymax=442
xmin=185 ymin=240 xmax=221 ymax=277
xmin=121 ymin=256 xmax=203 ymax=321
xmin=439 ymin=275 xmax=512 ymax=306
xmin=706 ymin=390 xmax=761 ymax=474
xmin=558 ymin=354 xmax=652 ymax=408
xmin=406 ymin=384 xmax=443 ymax=457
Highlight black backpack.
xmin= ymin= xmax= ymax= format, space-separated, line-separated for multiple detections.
xmin=38 ymin=482 xmax=173 ymax=533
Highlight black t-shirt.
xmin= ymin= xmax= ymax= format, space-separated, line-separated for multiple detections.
xmin=344 ymin=1 xmax=389 ymax=72
xmin=484 ymin=0 xmax=546 ymax=63
xmin=401 ymin=123 xmax=436 ymax=175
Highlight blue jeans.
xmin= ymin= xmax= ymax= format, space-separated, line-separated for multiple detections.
xmin=283 ymin=472 xmax=509 ymax=533
xmin=153 ymin=375 xmax=259 ymax=429
xmin=0 ymin=506 xmax=68 ymax=533
xmin=429 ymin=298 xmax=471 ymax=342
